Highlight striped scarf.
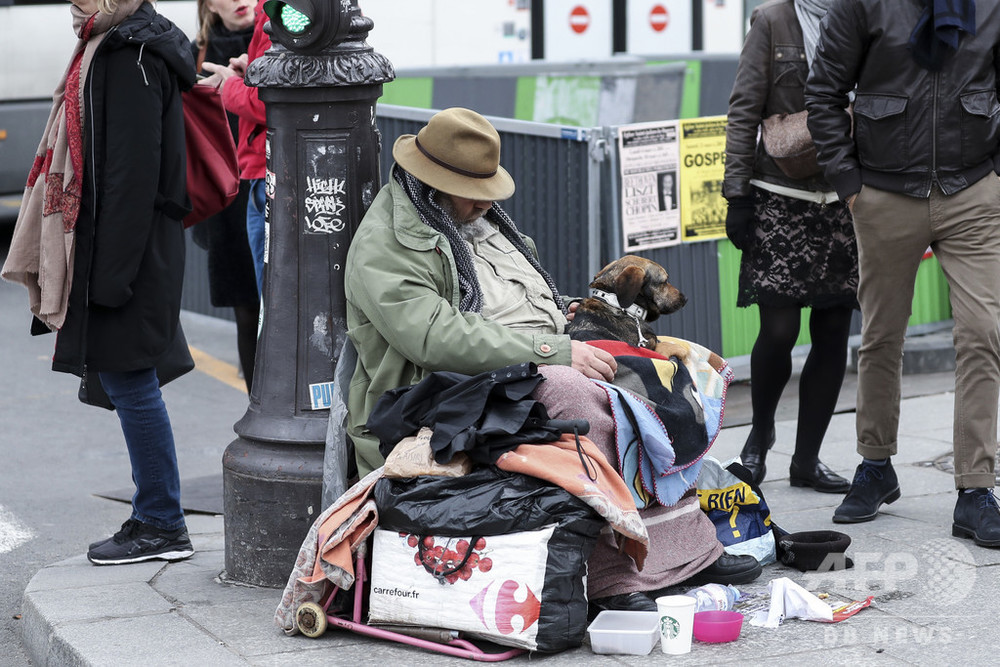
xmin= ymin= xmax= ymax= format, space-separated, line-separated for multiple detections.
xmin=393 ymin=165 xmax=565 ymax=315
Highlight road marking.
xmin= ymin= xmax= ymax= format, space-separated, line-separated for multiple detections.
xmin=0 ymin=505 xmax=34 ymax=554
xmin=188 ymin=345 xmax=247 ymax=394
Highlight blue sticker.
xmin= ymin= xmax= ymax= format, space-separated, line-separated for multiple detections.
xmin=309 ymin=381 xmax=336 ymax=410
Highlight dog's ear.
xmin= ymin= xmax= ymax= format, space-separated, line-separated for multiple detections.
xmin=615 ymin=265 xmax=645 ymax=308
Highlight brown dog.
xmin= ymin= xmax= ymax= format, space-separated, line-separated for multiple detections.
xmin=566 ymin=255 xmax=687 ymax=350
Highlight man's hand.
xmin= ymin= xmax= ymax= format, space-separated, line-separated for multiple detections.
xmin=847 ymin=192 xmax=858 ymax=214
xmin=570 ymin=340 xmax=617 ymax=382
xmin=566 ymin=300 xmax=579 ymax=322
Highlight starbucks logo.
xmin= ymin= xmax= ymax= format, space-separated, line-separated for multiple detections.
xmin=660 ymin=615 xmax=680 ymax=639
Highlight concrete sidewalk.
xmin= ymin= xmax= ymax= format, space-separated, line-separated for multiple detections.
xmin=20 ymin=323 xmax=994 ymax=665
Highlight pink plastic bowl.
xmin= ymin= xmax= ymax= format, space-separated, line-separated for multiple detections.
xmin=692 ymin=610 xmax=743 ymax=643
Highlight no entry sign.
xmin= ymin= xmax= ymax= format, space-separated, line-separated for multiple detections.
xmin=569 ymin=4 xmax=590 ymax=34
xmin=650 ymin=4 xmax=669 ymax=32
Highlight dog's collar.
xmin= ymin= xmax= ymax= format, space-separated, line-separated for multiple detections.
xmin=589 ymin=288 xmax=651 ymax=347
xmin=590 ymin=288 xmax=648 ymax=321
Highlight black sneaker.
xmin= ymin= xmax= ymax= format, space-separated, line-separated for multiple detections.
xmin=87 ymin=520 xmax=194 ymax=565
xmin=953 ymin=488 xmax=1000 ymax=547
xmin=88 ymin=518 xmax=142 ymax=552
xmin=832 ymin=460 xmax=900 ymax=523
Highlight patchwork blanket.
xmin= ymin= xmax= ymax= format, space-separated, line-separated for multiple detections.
xmin=587 ymin=338 xmax=734 ymax=509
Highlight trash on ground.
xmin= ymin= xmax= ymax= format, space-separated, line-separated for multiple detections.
xmin=749 ymin=577 xmax=873 ymax=628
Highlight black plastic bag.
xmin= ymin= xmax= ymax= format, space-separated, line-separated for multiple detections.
xmin=372 ymin=467 xmax=603 ymax=653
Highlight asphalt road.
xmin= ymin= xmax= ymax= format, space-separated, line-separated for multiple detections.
xmin=0 ymin=224 xmax=251 ymax=665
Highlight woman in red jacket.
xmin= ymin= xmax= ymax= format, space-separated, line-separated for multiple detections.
xmin=201 ymin=0 xmax=269 ymax=297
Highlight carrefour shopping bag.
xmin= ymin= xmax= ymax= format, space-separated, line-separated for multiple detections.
xmin=370 ymin=467 xmax=603 ymax=652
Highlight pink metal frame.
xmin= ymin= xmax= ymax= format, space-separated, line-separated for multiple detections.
xmin=320 ymin=555 xmax=524 ymax=662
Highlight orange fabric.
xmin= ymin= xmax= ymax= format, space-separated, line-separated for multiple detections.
xmin=497 ymin=433 xmax=648 ymax=569
xmin=299 ymin=482 xmax=377 ymax=585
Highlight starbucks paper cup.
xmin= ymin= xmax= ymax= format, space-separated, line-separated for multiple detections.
xmin=656 ymin=595 xmax=696 ymax=654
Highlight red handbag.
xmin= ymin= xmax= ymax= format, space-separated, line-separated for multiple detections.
xmin=181 ymin=84 xmax=240 ymax=228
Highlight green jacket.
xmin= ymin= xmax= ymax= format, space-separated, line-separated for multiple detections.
xmin=344 ymin=176 xmax=574 ymax=475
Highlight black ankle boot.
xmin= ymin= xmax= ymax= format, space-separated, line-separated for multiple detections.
xmin=740 ymin=427 xmax=775 ymax=486
xmin=953 ymin=488 xmax=1000 ymax=547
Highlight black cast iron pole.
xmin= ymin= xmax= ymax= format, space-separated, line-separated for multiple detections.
xmin=222 ymin=0 xmax=394 ymax=587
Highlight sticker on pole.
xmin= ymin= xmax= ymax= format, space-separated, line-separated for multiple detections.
xmin=569 ymin=5 xmax=590 ymax=34
xmin=308 ymin=380 xmax=335 ymax=410
xmin=650 ymin=4 xmax=669 ymax=32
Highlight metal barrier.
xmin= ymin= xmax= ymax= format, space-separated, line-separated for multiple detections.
xmin=181 ymin=103 xmax=727 ymax=351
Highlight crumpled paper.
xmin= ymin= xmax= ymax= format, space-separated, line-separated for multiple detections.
xmin=749 ymin=577 xmax=834 ymax=627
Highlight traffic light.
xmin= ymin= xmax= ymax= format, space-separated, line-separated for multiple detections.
xmin=263 ymin=0 xmax=346 ymax=54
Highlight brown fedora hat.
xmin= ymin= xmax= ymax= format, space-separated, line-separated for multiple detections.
xmin=392 ymin=107 xmax=515 ymax=201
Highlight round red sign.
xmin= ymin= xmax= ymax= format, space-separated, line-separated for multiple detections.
xmin=650 ymin=4 xmax=669 ymax=32
xmin=569 ymin=4 xmax=590 ymax=34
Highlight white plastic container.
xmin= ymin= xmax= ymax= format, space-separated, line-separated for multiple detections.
xmin=587 ymin=610 xmax=660 ymax=655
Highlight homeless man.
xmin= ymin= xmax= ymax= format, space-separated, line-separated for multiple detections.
xmin=343 ymin=107 xmax=762 ymax=614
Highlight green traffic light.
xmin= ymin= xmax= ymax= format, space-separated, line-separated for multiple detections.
xmin=280 ymin=3 xmax=311 ymax=34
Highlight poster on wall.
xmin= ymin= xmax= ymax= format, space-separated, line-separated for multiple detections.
xmin=679 ymin=115 xmax=727 ymax=241
xmin=617 ymin=121 xmax=682 ymax=251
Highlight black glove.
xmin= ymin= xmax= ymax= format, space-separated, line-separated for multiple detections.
xmin=725 ymin=196 xmax=756 ymax=251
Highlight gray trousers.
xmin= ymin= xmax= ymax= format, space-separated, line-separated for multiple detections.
xmin=852 ymin=175 xmax=1000 ymax=488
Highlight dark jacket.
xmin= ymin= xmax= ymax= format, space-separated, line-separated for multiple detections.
xmin=805 ymin=0 xmax=1000 ymax=200
xmin=723 ymin=0 xmax=833 ymax=199
xmin=52 ymin=3 xmax=196 ymax=378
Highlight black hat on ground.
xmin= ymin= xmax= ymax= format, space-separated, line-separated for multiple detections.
xmin=777 ymin=530 xmax=853 ymax=572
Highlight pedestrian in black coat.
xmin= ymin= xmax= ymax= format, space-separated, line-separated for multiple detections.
xmin=4 ymin=0 xmax=200 ymax=565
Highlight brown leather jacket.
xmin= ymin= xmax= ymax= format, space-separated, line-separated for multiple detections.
xmin=723 ymin=0 xmax=833 ymax=199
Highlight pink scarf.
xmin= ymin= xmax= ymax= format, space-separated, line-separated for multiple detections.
xmin=1 ymin=0 xmax=143 ymax=330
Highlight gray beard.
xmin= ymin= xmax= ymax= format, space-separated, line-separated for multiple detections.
xmin=455 ymin=216 xmax=493 ymax=242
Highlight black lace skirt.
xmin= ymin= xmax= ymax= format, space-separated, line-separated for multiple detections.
xmin=737 ymin=186 xmax=859 ymax=310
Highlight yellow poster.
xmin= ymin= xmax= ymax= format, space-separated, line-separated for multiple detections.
xmin=679 ymin=116 xmax=727 ymax=241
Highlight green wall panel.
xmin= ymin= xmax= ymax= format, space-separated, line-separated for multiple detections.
xmin=514 ymin=76 xmax=536 ymax=121
xmin=380 ymin=77 xmax=434 ymax=108
xmin=911 ymin=255 xmax=951 ymax=324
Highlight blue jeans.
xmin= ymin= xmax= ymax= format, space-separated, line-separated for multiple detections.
xmin=99 ymin=368 xmax=185 ymax=531
xmin=247 ymin=177 xmax=266 ymax=297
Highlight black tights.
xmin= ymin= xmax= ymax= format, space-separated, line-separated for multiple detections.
xmin=233 ymin=304 xmax=260 ymax=394
xmin=749 ymin=305 xmax=854 ymax=465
